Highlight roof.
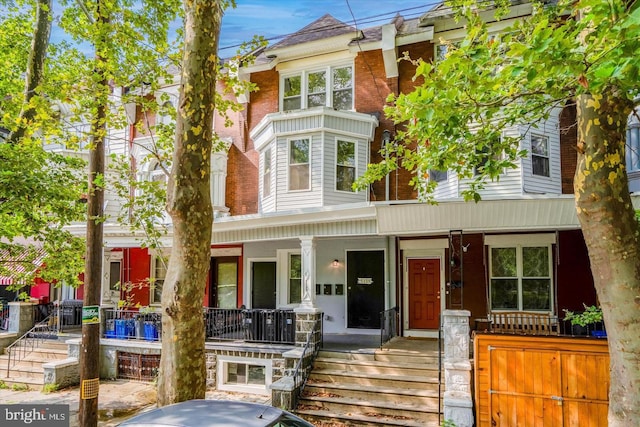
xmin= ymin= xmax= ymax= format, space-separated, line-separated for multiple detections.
xmin=0 ymin=246 xmax=47 ymax=286
xmin=268 ymin=14 xmax=357 ymax=50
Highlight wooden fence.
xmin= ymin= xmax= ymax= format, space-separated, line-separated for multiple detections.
xmin=474 ymin=334 xmax=609 ymax=427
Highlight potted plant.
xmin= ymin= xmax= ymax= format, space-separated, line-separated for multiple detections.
xmin=563 ymin=304 xmax=605 ymax=337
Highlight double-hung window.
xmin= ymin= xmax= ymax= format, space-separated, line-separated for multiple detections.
xmin=336 ymin=139 xmax=356 ymax=192
xmin=288 ymin=254 xmax=302 ymax=304
xmin=531 ymin=134 xmax=550 ymax=177
xmin=281 ymin=65 xmax=353 ymax=111
xmin=150 ymin=255 xmax=167 ymax=305
xmin=262 ymin=149 xmax=272 ymax=197
xmin=288 ymin=138 xmax=310 ymax=191
xmin=490 ymin=245 xmax=552 ymax=311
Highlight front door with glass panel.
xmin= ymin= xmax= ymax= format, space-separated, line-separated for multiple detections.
xmin=210 ymin=257 xmax=238 ymax=309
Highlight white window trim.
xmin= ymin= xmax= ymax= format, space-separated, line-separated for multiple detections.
xmin=217 ymin=355 xmax=272 ymax=396
xmin=149 ymin=249 xmax=170 ymax=306
xmin=276 ymin=249 xmax=301 ymax=307
xmin=262 ymin=148 xmax=273 ymax=198
xmin=287 ymin=137 xmax=311 ymax=192
xmin=103 ymin=251 xmax=123 ymax=304
xmin=279 ymin=62 xmax=354 ymax=112
xmin=488 ymin=242 xmax=554 ymax=313
xmin=335 ymin=138 xmax=357 ymax=193
xmin=531 ymin=133 xmax=551 ymax=178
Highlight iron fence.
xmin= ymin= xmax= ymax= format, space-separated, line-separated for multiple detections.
xmin=103 ymin=309 xmax=161 ymax=341
xmin=205 ymin=308 xmax=296 ymax=344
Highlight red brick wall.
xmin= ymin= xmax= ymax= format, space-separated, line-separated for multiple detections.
xmin=222 ymin=70 xmax=279 ymax=216
xmin=559 ymin=104 xmax=578 ymax=194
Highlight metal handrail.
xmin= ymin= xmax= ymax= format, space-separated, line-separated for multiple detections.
xmin=5 ymin=315 xmax=57 ymax=377
xmin=290 ymin=318 xmax=322 ymax=409
xmin=380 ymin=306 xmax=399 ymax=347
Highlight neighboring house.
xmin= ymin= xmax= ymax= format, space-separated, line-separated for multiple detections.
xmin=89 ymin=2 xmax=640 ymax=340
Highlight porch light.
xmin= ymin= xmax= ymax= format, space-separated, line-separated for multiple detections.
xmin=333 ymin=259 xmax=340 ymax=267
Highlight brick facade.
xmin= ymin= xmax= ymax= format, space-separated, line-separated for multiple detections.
xmin=559 ymin=104 xmax=578 ymax=194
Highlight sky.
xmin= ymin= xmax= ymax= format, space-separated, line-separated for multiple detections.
xmin=218 ymin=1 xmax=439 ymax=55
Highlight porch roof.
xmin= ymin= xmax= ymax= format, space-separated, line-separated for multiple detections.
xmin=375 ymin=195 xmax=640 ymax=236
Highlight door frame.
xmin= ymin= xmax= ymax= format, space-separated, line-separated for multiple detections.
xmin=246 ymin=257 xmax=277 ymax=309
xmin=401 ymin=240 xmax=447 ymax=338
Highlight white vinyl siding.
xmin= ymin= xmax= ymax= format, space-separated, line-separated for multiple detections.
xmin=260 ymin=147 xmax=275 ymax=213
xmin=521 ymin=114 xmax=562 ymax=194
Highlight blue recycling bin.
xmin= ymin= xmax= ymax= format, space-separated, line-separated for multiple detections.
xmin=115 ymin=319 xmax=127 ymax=338
xmin=105 ymin=319 xmax=116 ymax=338
xmin=144 ymin=321 xmax=158 ymax=341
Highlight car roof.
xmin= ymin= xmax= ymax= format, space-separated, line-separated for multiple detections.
xmin=118 ymin=399 xmax=304 ymax=427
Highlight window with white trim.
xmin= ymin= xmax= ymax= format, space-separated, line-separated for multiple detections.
xmin=288 ymin=253 xmax=302 ymax=304
xmin=490 ymin=245 xmax=552 ymax=311
xmin=288 ymin=138 xmax=310 ymax=191
xmin=281 ymin=65 xmax=353 ymax=111
xmin=262 ymin=148 xmax=272 ymax=197
xmin=531 ymin=134 xmax=550 ymax=177
xmin=150 ymin=255 xmax=167 ymax=305
xmin=336 ymin=139 xmax=356 ymax=192
xmin=217 ymin=356 xmax=272 ymax=395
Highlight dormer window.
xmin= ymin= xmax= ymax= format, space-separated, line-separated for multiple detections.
xmin=281 ymin=64 xmax=353 ymax=112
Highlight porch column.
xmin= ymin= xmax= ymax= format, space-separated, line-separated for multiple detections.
xmin=298 ymin=236 xmax=317 ymax=310
xmin=442 ymin=309 xmax=474 ymax=427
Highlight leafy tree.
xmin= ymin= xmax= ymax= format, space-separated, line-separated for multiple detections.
xmin=360 ymin=0 xmax=640 ymax=424
xmin=0 ymin=0 xmax=86 ymax=289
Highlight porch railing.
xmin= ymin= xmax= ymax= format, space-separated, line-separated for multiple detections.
xmin=205 ymin=308 xmax=296 ymax=344
xmin=290 ymin=318 xmax=322 ymax=409
xmin=102 ymin=307 xmax=296 ymax=344
xmin=380 ymin=306 xmax=399 ymax=347
xmin=6 ymin=315 xmax=57 ymax=377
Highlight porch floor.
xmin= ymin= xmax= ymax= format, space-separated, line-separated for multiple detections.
xmin=322 ymin=333 xmax=440 ymax=354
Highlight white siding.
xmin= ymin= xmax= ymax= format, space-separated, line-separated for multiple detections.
xmin=259 ymin=145 xmax=276 ymax=213
xmin=275 ymin=133 xmax=323 ymax=211
xmin=322 ymin=133 xmax=368 ymax=206
xmin=520 ymin=114 xmax=562 ymax=195
xmin=433 ymin=172 xmax=458 ymax=200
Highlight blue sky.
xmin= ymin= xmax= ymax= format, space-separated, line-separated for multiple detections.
xmin=219 ymin=1 xmax=438 ymax=54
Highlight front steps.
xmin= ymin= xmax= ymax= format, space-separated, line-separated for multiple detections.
xmin=0 ymin=339 xmax=69 ymax=388
xmin=296 ymin=345 xmax=443 ymax=426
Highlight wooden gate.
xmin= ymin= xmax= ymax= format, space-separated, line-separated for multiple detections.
xmin=474 ymin=334 xmax=609 ymax=426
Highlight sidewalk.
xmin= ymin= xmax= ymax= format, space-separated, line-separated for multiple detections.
xmin=0 ymin=380 xmax=269 ymax=426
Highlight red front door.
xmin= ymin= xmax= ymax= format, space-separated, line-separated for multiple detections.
xmin=408 ymin=259 xmax=441 ymax=329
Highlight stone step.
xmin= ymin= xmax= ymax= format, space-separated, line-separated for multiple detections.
xmin=296 ymin=404 xmax=441 ymax=426
xmin=303 ymin=381 xmax=441 ymax=407
xmin=313 ymin=357 xmax=438 ymax=376
xmin=308 ymin=369 xmax=439 ymax=390
xmin=1 ymin=347 xmax=68 ymax=362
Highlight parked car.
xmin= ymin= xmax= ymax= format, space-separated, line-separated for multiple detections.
xmin=117 ymin=399 xmax=315 ymax=427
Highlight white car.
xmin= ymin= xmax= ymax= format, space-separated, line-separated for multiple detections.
xmin=118 ymin=399 xmax=315 ymax=427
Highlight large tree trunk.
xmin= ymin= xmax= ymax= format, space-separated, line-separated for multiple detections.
xmin=575 ymin=90 xmax=640 ymax=426
xmin=7 ymin=0 xmax=52 ymax=144
xmin=157 ymin=0 xmax=221 ymax=405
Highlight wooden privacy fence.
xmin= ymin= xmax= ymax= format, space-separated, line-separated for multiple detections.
xmin=474 ymin=334 xmax=609 ymax=427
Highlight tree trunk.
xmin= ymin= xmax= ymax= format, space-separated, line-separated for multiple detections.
xmin=7 ymin=0 xmax=52 ymax=144
xmin=575 ymin=90 xmax=640 ymax=426
xmin=157 ymin=0 xmax=221 ymax=406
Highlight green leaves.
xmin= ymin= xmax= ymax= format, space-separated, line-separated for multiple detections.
xmin=361 ymin=0 xmax=640 ymax=202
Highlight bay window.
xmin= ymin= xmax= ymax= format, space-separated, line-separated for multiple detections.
xmin=288 ymin=138 xmax=310 ymax=191
xmin=336 ymin=139 xmax=356 ymax=192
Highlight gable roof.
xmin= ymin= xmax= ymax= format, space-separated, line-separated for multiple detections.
xmin=268 ymin=14 xmax=357 ymax=50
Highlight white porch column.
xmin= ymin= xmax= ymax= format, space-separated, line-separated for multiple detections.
xmin=298 ymin=236 xmax=317 ymax=310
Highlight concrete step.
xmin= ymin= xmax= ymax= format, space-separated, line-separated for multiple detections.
xmin=308 ymin=369 xmax=439 ymax=390
xmin=313 ymin=357 xmax=438 ymax=377
xmin=318 ymin=350 xmax=376 ymax=361
xmin=296 ymin=406 xmax=440 ymax=426
xmin=0 ymin=373 xmax=44 ymax=388
xmin=303 ymin=381 xmax=440 ymax=408
xmin=1 ymin=347 xmax=68 ymax=362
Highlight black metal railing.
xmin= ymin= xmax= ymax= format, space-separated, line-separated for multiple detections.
xmin=289 ymin=318 xmax=322 ymax=409
xmin=102 ymin=307 xmax=297 ymax=344
xmin=103 ymin=309 xmax=161 ymax=341
xmin=380 ymin=306 xmax=399 ymax=347
xmin=205 ymin=308 xmax=296 ymax=344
